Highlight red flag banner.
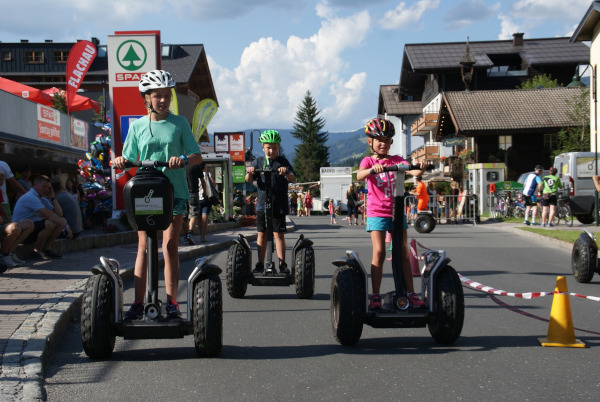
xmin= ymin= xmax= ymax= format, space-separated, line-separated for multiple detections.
xmin=66 ymin=40 xmax=97 ymax=114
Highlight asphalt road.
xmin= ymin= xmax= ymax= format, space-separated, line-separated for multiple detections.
xmin=44 ymin=217 xmax=600 ymax=401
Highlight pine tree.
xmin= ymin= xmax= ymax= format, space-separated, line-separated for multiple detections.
xmin=291 ymin=91 xmax=330 ymax=183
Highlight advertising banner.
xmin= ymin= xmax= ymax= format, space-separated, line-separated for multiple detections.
xmin=229 ymin=133 xmax=245 ymax=162
xmin=214 ymin=133 xmax=229 ymax=153
xmin=66 ymin=40 xmax=97 ymax=114
xmin=70 ymin=118 xmax=88 ymax=149
xmin=37 ymin=104 xmax=61 ymax=142
xmin=232 ymin=165 xmax=246 ymax=183
xmin=192 ymin=98 xmax=218 ymax=142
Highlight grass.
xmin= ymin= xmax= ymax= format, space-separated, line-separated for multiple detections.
xmin=518 ymin=227 xmax=585 ymax=243
xmin=485 ymin=214 xmax=600 ymax=245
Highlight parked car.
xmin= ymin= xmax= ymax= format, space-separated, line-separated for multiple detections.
xmin=554 ymin=152 xmax=600 ymax=224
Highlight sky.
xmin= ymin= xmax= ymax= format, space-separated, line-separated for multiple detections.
xmin=0 ymin=0 xmax=594 ymax=133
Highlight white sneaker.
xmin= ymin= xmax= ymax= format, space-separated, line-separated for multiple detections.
xmin=1 ymin=255 xmax=17 ymax=268
xmin=10 ymin=253 xmax=25 ymax=266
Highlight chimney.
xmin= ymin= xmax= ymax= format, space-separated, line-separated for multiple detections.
xmin=91 ymin=37 xmax=100 ymax=45
xmin=20 ymin=39 xmax=29 ymax=43
xmin=513 ymin=32 xmax=524 ymax=46
xmin=45 ymin=39 xmax=53 ymax=43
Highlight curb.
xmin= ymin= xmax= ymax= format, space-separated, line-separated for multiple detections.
xmin=0 ymin=230 xmax=257 ymax=401
xmin=493 ymin=224 xmax=578 ymax=252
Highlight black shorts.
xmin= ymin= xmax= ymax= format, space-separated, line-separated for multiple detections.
xmin=523 ymin=195 xmax=534 ymax=207
xmin=347 ymin=205 xmax=358 ymax=217
xmin=256 ymin=211 xmax=287 ymax=233
xmin=23 ymin=220 xmax=46 ymax=245
xmin=541 ymin=194 xmax=557 ymax=207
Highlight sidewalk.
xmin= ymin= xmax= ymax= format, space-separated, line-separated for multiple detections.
xmin=0 ymin=221 xmax=259 ymax=401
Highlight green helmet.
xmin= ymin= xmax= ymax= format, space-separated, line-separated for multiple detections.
xmin=259 ymin=130 xmax=281 ymax=144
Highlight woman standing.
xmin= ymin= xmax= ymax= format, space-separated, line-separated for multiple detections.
xmin=346 ymin=183 xmax=359 ymax=225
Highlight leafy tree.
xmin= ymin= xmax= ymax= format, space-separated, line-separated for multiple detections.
xmin=51 ymin=91 xmax=67 ymax=113
xmin=517 ymin=73 xmax=558 ymax=89
xmin=553 ymin=87 xmax=590 ymax=156
xmin=291 ymin=90 xmax=329 ymax=182
xmin=93 ymin=95 xmax=108 ymax=124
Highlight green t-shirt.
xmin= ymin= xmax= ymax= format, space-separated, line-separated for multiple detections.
xmin=122 ymin=114 xmax=200 ymax=200
xmin=541 ymin=174 xmax=562 ymax=195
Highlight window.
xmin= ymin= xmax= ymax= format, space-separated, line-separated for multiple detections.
xmin=499 ymin=135 xmax=512 ymax=150
xmin=53 ymin=50 xmax=69 ymax=63
xmin=544 ymin=133 xmax=557 ymax=153
xmin=1 ymin=50 xmax=11 ymax=61
xmin=25 ymin=50 xmax=44 ymax=64
xmin=487 ymin=172 xmax=499 ymax=181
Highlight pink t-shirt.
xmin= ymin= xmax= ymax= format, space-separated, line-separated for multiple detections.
xmin=360 ymin=155 xmax=408 ymax=218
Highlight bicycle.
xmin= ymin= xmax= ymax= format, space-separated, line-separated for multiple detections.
xmin=551 ymin=193 xmax=573 ymax=227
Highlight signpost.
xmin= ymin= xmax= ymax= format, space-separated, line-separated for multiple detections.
xmin=108 ymin=31 xmax=160 ymax=213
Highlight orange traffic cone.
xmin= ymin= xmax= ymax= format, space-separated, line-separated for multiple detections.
xmin=538 ymin=276 xmax=586 ymax=348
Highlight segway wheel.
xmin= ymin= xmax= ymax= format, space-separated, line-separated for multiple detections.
xmin=80 ymin=274 xmax=116 ymax=358
xmin=330 ymin=267 xmax=364 ymax=346
xmin=193 ymin=269 xmax=223 ymax=357
xmin=295 ymin=246 xmax=315 ymax=299
xmin=415 ymin=214 xmax=436 ymax=234
xmin=225 ymin=242 xmax=249 ymax=298
xmin=572 ymin=238 xmax=597 ymax=283
xmin=428 ymin=265 xmax=464 ymax=345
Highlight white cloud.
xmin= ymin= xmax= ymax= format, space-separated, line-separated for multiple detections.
xmin=502 ymin=0 xmax=591 ymax=38
xmin=209 ymin=8 xmax=371 ymax=131
xmin=510 ymin=0 xmax=590 ymax=22
xmin=381 ymin=0 xmax=440 ymax=30
xmin=498 ymin=13 xmax=521 ymax=40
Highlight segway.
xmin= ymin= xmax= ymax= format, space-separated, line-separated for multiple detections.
xmin=414 ymin=210 xmax=436 ymax=233
xmin=571 ymin=229 xmax=600 ymax=283
xmin=330 ymin=164 xmax=464 ymax=346
xmin=80 ymin=160 xmax=223 ymax=359
xmin=226 ymin=163 xmax=315 ymax=299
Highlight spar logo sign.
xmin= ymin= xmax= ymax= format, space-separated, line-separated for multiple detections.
xmin=117 ymin=40 xmax=147 ymax=71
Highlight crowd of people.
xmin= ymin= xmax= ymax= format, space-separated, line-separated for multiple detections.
xmin=0 ymin=160 xmax=87 ymax=270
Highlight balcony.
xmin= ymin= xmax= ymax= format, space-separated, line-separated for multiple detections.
xmin=410 ymin=113 xmax=438 ymax=136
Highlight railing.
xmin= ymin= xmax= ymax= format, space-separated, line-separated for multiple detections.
xmin=404 ymin=194 xmax=479 ymax=225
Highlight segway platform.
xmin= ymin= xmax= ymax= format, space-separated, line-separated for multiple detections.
xmin=119 ymin=319 xmax=193 ymax=340
xmin=250 ymin=271 xmax=293 ymax=286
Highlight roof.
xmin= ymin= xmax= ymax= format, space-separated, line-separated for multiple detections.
xmin=404 ymin=37 xmax=589 ymax=72
xmin=435 ymin=87 xmax=588 ymax=137
xmin=378 ymin=85 xmax=422 ymax=116
xmin=400 ymin=36 xmax=590 ymax=96
xmin=571 ymin=1 xmax=600 ymax=42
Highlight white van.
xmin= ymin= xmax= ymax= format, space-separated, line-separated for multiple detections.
xmin=553 ymin=152 xmax=600 ymax=224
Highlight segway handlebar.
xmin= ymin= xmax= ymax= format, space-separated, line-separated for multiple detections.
xmin=253 ymin=165 xmax=283 ymax=173
xmin=369 ymin=163 xmax=414 ymax=175
xmin=119 ymin=160 xmax=171 ymax=169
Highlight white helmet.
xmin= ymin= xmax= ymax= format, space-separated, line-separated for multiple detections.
xmin=139 ymin=70 xmax=175 ymax=96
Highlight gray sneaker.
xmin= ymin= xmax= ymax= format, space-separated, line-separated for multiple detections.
xmin=1 ymin=255 xmax=17 ymax=268
xmin=10 ymin=253 xmax=25 ymax=266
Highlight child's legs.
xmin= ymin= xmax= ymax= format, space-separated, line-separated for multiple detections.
xmin=133 ymin=231 xmax=147 ymax=302
xmin=274 ymin=232 xmax=286 ymax=263
xmin=370 ymin=230 xmax=386 ymax=294
xmin=163 ymin=215 xmax=183 ymax=303
xmin=256 ymin=231 xmax=266 ymax=263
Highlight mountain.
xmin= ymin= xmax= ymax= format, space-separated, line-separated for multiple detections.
xmin=208 ymin=128 xmax=366 ymax=167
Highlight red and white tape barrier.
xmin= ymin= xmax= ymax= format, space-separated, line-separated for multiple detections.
xmin=411 ymin=241 xmax=600 ymax=303
xmin=458 ymin=274 xmax=600 ymax=303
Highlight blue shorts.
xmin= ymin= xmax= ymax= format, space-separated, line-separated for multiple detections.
xmin=366 ymin=216 xmax=408 ymax=232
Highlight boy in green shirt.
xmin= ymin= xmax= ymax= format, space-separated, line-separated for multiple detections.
xmin=539 ymin=166 xmax=562 ymax=227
